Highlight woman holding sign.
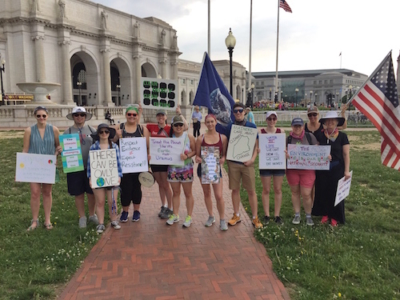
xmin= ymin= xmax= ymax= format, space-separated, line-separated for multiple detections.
xmin=166 ymin=115 xmax=196 ymax=228
xmin=312 ymin=112 xmax=350 ymax=226
xmin=87 ymin=124 xmax=123 ymax=233
xmin=195 ymin=114 xmax=228 ymax=230
xmin=259 ymin=111 xmax=285 ymax=225
xmin=114 ymin=106 xmax=150 ymax=222
xmin=23 ymin=106 xmax=61 ymax=231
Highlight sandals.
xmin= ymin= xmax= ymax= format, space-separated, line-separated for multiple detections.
xmin=43 ymin=223 xmax=53 ymax=230
xmin=27 ymin=219 xmax=39 ymax=231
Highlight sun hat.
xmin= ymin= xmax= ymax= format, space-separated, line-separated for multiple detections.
xmin=291 ymin=118 xmax=304 ymax=126
xmin=91 ymin=123 xmax=116 ymax=141
xmin=265 ymin=111 xmax=277 ymax=119
xmin=66 ymin=106 xmax=93 ymax=121
xmin=156 ymin=109 xmax=167 ymax=116
xmin=307 ymin=106 xmax=319 ymax=114
xmin=172 ymin=115 xmax=184 ymax=125
xmin=319 ymin=111 xmax=345 ymax=126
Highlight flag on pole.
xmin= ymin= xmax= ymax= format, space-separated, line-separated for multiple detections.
xmin=279 ymin=0 xmax=292 ymax=13
xmin=193 ymin=52 xmax=235 ymax=136
xmin=351 ymin=51 xmax=400 ymax=170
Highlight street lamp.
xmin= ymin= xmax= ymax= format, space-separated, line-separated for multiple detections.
xmin=0 ymin=55 xmax=5 ymax=106
xmin=269 ymin=88 xmax=272 ymax=101
xmin=295 ymin=88 xmax=299 ymax=107
xmin=77 ymin=81 xmax=82 ymax=106
xmin=348 ymin=85 xmax=353 ymax=113
xmin=315 ymin=93 xmax=318 ymax=105
xmin=116 ymin=84 xmax=121 ymax=106
xmin=336 ymin=91 xmax=339 ymax=107
xmin=225 ymin=28 xmax=236 ymax=96
xmin=280 ymin=91 xmax=283 ymax=102
xmin=309 ymin=91 xmax=313 ymax=105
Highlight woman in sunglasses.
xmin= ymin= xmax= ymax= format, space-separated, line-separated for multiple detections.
xmin=23 ymin=106 xmax=61 ymax=231
xmin=259 ymin=111 xmax=285 ymax=225
xmin=87 ymin=124 xmax=122 ymax=233
xmin=166 ymin=115 xmax=196 ymax=228
xmin=305 ymin=106 xmax=347 ymax=140
xmin=114 ymin=105 xmax=149 ymax=222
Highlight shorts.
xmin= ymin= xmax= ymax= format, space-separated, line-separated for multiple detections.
xmin=67 ymin=170 xmax=93 ymax=196
xmin=167 ymin=162 xmax=194 ymax=183
xmin=227 ymin=161 xmax=255 ymax=191
xmin=259 ymin=169 xmax=286 ymax=177
xmin=286 ymin=169 xmax=315 ymax=188
xmin=196 ymin=164 xmax=223 ymax=180
xmin=150 ymin=164 xmax=168 ymax=173
xmin=120 ymin=173 xmax=142 ymax=206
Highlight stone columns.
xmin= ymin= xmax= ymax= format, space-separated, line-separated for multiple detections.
xmin=100 ymin=48 xmax=113 ymax=106
xmin=59 ymin=40 xmax=74 ymax=104
xmin=159 ymin=58 xmax=167 ymax=79
xmin=133 ymin=55 xmax=141 ymax=104
xmin=32 ymin=35 xmax=46 ymax=82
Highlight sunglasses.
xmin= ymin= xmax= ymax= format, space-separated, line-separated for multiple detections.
xmin=173 ymin=123 xmax=184 ymax=127
xmin=308 ymin=113 xmax=318 ymax=117
xmin=99 ymin=130 xmax=110 ymax=134
xmin=127 ymin=113 xmax=137 ymax=117
xmin=267 ymin=117 xmax=277 ymax=121
xmin=36 ymin=114 xmax=47 ymax=119
xmin=73 ymin=113 xmax=86 ymax=117
xmin=233 ymin=109 xmax=244 ymax=113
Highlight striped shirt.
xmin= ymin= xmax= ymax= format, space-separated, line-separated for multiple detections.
xmin=87 ymin=141 xmax=123 ymax=178
xmin=28 ymin=124 xmax=55 ymax=155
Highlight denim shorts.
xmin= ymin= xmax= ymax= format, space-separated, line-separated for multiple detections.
xmin=259 ymin=169 xmax=286 ymax=177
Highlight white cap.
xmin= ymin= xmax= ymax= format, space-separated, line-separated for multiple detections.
xmin=265 ymin=111 xmax=277 ymax=119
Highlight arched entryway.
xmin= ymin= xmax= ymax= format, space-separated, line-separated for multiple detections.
xmin=141 ymin=62 xmax=157 ymax=78
xmin=189 ymin=90 xmax=194 ymax=105
xmin=236 ymin=85 xmax=241 ymax=101
xmin=181 ymin=89 xmax=186 ymax=105
xmin=110 ymin=57 xmax=132 ymax=106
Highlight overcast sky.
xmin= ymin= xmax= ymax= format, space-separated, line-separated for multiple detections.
xmin=95 ymin=0 xmax=400 ymax=76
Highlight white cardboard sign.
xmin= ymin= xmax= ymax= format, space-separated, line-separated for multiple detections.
xmin=89 ymin=149 xmax=119 ymax=188
xmin=259 ymin=133 xmax=286 ymax=170
xmin=227 ymin=125 xmax=258 ymax=163
xmin=120 ymin=138 xmax=148 ymax=174
xmin=149 ymin=137 xmax=185 ymax=166
xmin=334 ymin=171 xmax=353 ymax=206
xmin=287 ymin=144 xmax=331 ymax=170
xmin=16 ymin=153 xmax=57 ymax=184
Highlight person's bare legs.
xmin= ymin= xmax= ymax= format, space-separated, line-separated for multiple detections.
xmin=212 ymin=182 xmax=225 ymax=220
xmin=153 ymin=172 xmax=166 ymax=206
xmin=29 ymin=183 xmax=41 ymax=229
xmin=87 ymin=193 xmax=96 ymax=216
xmin=247 ymin=190 xmax=258 ymax=217
xmin=41 ymin=183 xmax=53 ymax=226
xmin=170 ymin=182 xmax=181 ymax=215
xmin=106 ymin=188 xmax=119 ymax=222
xmin=290 ymin=185 xmax=301 ymax=214
xmin=182 ymin=182 xmax=194 ymax=216
xmin=75 ymin=194 xmax=86 ymax=218
xmin=273 ymin=176 xmax=284 ymax=217
xmin=93 ymin=188 xmax=106 ymax=224
xmin=300 ymin=186 xmax=313 ymax=215
xmin=231 ymin=189 xmax=241 ymax=215
xmin=155 ymin=172 xmax=173 ymax=208
xmin=201 ymin=184 xmax=213 ymax=217
xmin=261 ymin=176 xmax=272 ymax=217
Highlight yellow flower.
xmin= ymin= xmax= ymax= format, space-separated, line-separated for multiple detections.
xmin=338 ymin=292 xmax=342 ymax=297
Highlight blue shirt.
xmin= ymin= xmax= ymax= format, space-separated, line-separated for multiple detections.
xmin=192 ymin=111 xmax=202 ymax=122
xmin=87 ymin=141 xmax=123 ymax=178
xmin=247 ymin=111 xmax=255 ymax=124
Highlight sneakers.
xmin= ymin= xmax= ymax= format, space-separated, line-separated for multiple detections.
xmin=228 ymin=214 xmax=241 ymax=226
xmin=111 ymin=220 xmax=121 ymax=230
xmin=96 ymin=224 xmax=105 ymax=234
xmin=274 ymin=216 xmax=283 ymax=225
xmin=158 ymin=206 xmax=166 ymax=218
xmin=264 ymin=216 xmax=270 ymax=224
xmin=166 ymin=214 xmax=179 ymax=225
xmin=120 ymin=211 xmax=129 ymax=223
xmin=160 ymin=208 xmax=173 ymax=219
xmin=79 ymin=216 xmax=87 ymax=228
xmin=205 ymin=216 xmax=215 ymax=227
xmin=292 ymin=215 xmax=301 ymax=225
xmin=88 ymin=214 xmax=99 ymax=225
xmin=252 ymin=216 xmax=263 ymax=229
xmin=321 ymin=215 xmax=329 ymax=224
xmin=331 ymin=218 xmax=338 ymax=227
xmin=306 ymin=217 xmax=314 ymax=226
xmin=183 ymin=216 xmax=192 ymax=228
xmin=132 ymin=210 xmax=141 ymax=222
xmin=220 ymin=220 xmax=228 ymax=231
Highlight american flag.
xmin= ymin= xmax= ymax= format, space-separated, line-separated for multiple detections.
xmin=279 ymin=0 xmax=292 ymax=13
xmin=352 ymin=52 xmax=400 ymax=170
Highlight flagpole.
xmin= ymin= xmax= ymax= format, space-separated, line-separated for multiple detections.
xmin=248 ymin=0 xmax=253 ymax=106
xmin=275 ymin=0 xmax=280 ymax=100
xmin=340 ymin=53 xmax=342 ymax=69
xmin=208 ymin=0 xmax=211 ymax=57
xmin=346 ymin=50 xmax=392 ymax=105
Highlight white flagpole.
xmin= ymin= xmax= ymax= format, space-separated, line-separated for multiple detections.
xmin=208 ymin=0 xmax=211 ymax=57
xmin=340 ymin=53 xmax=342 ymax=69
xmin=275 ymin=0 xmax=280 ymax=100
xmin=248 ymin=0 xmax=253 ymax=105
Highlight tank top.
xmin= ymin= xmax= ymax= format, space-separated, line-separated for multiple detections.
xmin=201 ymin=133 xmax=223 ymax=156
xmin=261 ymin=128 xmax=282 ymax=134
xmin=28 ymin=124 xmax=55 ymax=155
xmin=121 ymin=123 xmax=143 ymax=138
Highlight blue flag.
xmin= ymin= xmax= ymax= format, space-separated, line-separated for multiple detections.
xmin=193 ymin=52 xmax=235 ymax=136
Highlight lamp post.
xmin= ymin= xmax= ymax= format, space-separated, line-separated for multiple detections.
xmin=116 ymin=84 xmax=121 ymax=106
xmin=336 ymin=91 xmax=339 ymax=108
xmin=250 ymin=83 xmax=254 ymax=109
xmin=348 ymin=85 xmax=353 ymax=113
xmin=225 ymin=28 xmax=236 ymax=96
xmin=280 ymin=91 xmax=283 ymax=102
xmin=295 ymin=88 xmax=299 ymax=107
xmin=0 ymin=55 xmax=5 ymax=106
xmin=269 ymin=88 xmax=272 ymax=101
xmin=77 ymin=81 xmax=82 ymax=106
xmin=315 ymin=93 xmax=318 ymax=105
xmin=309 ymin=91 xmax=313 ymax=106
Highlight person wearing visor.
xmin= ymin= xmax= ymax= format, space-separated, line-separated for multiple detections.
xmin=64 ymin=107 xmax=99 ymax=228
xmin=23 ymin=106 xmax=61 ymax=231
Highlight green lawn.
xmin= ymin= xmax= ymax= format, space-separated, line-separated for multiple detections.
xmin=235 ymin=131 xmax=400 ymax=299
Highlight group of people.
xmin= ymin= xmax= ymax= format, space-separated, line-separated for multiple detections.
xmin=23 ymin=102 xmax=350 ymax=233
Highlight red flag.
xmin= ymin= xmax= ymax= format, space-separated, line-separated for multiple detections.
xmin=279 ymin=0 xmax=292 ymax=13
xmin=352 ymin=52 xmax=400 ymax=170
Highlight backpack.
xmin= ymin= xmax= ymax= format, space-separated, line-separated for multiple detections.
xmin=287 ymin=132 xmax=313 ymax=146
xmin=119 ymin=123 xmax=144 ymax=137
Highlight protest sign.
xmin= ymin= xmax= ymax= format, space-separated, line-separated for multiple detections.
xmin=287 ymin=144 xmax=331 ymax=170
xmin=259 ymin=134 xmax=286 ymax=170
xmin=16 ymin=153 xmax=57 ymax=184
xmin=226 ymin=125 xmax=258 ymax=163
xmin=141 ymin=78 xmax=177 ymax=110
xmin=89 ymin=149 xmax=119 ymax=188
xmin=149 ymin=137 xmax=184 ymax=166
xmin=119 ymin=138 xmax=148 ymax=173
xmin=59 ymin=134 xmax=84 ymax=173
xmin=201 ymin=146 xmax=220 ymax=184
xmin=335 ymin=171 xmax=353 ymax=206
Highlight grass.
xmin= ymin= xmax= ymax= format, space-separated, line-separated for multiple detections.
xmin=0 ymin=137 xmax=104 ymax=300
xmin=233 ymin=131 xmax=400 ymax=299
